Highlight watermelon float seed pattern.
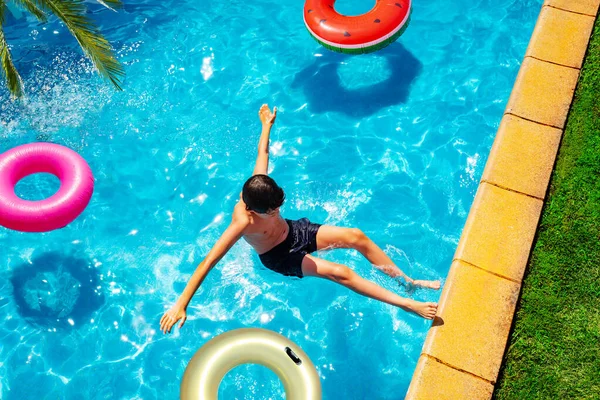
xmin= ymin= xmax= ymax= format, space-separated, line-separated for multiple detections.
xmin=304 ymin=0 xmax=411 ymax=54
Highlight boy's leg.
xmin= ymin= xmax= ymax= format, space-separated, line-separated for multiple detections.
xmin=315 ymin=225 xmax=440 ymax=290
xmin=301 ymin=254 xmax=438 ymax=319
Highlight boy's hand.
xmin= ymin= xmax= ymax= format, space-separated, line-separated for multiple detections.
xmin=160 ymin=304 xmax=187 ymax=334
xmin=259 ymin=104 xmax=277 ymax=127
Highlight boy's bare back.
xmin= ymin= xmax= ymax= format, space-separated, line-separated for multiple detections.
xmin=159 ymin=104 xmax=439 ymax=334
xmin=233 ymin=198 xmax=289 ymax=255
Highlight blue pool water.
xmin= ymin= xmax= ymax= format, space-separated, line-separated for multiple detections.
xmin=0 ymin=0 xmax=542 ymax=398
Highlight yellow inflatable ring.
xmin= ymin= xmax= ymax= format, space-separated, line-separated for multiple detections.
xmin=180 ymin=328 xmax=322 ymax=399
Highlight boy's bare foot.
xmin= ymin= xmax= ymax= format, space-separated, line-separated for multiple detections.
xmin=409 ymin=301 xmax=438 ymax=320
xmin=412 ymin=279 xmax=441 ymax=290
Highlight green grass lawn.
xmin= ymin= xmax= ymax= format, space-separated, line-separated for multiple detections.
xmin=494 ymin=15 xmax=600 ymax=400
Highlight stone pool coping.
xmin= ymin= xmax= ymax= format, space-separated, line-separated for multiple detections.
xmin=405 ymin=1 xmax=600 ymax=398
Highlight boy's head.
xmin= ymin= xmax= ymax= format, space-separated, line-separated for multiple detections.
xmin=242 ymin=175 xmax=285 ymax=214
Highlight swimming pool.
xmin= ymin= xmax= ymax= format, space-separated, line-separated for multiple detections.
xmin=0 ymin=0 xmax=542 ymax=398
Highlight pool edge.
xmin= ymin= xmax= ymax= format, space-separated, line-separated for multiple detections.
xmin=405 ymin=1 xmax=600 ymax=399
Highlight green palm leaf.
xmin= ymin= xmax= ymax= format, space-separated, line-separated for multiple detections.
xmin=13 ymin=0 xmax=47 ymax=22
xmin=0 ymin=26 xmax=24 ymax=97
xmin=96 ymin=0 xmax=122 ymax=10
xmin=36 ymin=0 xmax=124 ymax=90
xmin=0 ymin=0 xmax=124 ymax=97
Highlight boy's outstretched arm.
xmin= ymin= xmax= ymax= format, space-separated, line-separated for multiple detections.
xmin=252 ymin=104 xmax=277 ymax=176
xmin=160 ymin=210 xmax=248 ymax=333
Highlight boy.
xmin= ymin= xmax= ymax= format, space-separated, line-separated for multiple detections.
xmin=160 ymin=105 xmax=439 ymax=333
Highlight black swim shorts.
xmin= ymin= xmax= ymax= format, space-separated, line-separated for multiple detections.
xmin=258 ymin=218 xmax=321 ymax=278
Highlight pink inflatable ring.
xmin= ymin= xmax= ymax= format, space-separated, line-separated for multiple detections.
xmin=0 ymin=143 xmax=94 ymax=232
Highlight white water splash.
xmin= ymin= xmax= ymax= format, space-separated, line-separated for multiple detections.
xmin=201 ymin=54 xmax=215 ymax=81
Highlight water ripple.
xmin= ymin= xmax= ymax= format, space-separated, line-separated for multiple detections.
xmin=0 ymin=0 xmax=542 ymax=398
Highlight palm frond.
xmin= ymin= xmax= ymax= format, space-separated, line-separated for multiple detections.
xmin=96 ymin=0 xmax=122 ymax=10
xmin=37 ymin=0 xmax=124 ymax=90
xmin=0 ymin=27 xmax=24 ymax=97
xmin=0 ymin=0 xmax=5 ymax=25
xmin=13 ymin=0 xmax=47 ymax=22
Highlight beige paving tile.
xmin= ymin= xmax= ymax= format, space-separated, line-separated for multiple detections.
xmin=544 ymin=0 xmax=600 ymax=16
xmin=527 ymin=6 xmax=595 ymax=69
xmin=421 ymin=260 xmax=521 ymax=382
xmin=481 ymin=114 xmax=562 ymax=199
xmin=505 ymin=57 xmax=580 ymax=129
xmin=406 ymin=355 xmax=494 ymax=400
xmin=453 ymin=182 xmax=543 ymax=281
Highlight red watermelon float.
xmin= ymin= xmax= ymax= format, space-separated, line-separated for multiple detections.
xmin=304 ymin=0 xmax=411 ymax=54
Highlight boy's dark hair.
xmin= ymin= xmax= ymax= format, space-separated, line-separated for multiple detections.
xmin=242 ymin=175 xmax=285 ymax=214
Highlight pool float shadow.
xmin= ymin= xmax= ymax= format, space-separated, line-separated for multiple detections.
xmin=292 ymin=43 xmax=422 ymax=117
xmin=10 ymin=252 xmax=105 ymax=329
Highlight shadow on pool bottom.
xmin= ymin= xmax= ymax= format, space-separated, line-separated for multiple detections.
xmin=292 ymin=43 xmax=423 ymax=118
xmin=10 ymin=252 xmax=105 ymax=329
